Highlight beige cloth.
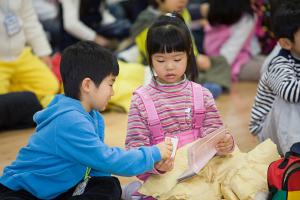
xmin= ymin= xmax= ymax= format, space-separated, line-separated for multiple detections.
xmin=139 ymin=139 xmax=280 ymax=200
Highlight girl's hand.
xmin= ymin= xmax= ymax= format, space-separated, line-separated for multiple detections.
xmin=216 ymin=133 xmax=234 ymax=155
xmin=155 ymin=158 xmax=174 ymax=172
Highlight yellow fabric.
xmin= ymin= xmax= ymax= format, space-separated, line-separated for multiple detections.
xmin=139 ymin=139 xmax=280 ymax=200
xmin=0 ymin=48 xmax=59 ymax=107
xmin=135 ymin=9 xmax=198 ymax=64
xmin=108 ymin=60 xmax=145 ymax=112
xmin=288 ymin=191 xmax=300 ymax=200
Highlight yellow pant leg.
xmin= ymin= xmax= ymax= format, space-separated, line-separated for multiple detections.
xmin=109 ymin=61 xmax=144 ymax=112
xmin=0 ymin=61 xmax=14 ymax=94
xmin=9 ymin=48 xmax=59 ymax=107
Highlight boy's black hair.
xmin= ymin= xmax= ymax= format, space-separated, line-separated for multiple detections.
xmin=148 ymin=0 xmax=165 ymax=9
xmin=60 ymin=41 xmax=119 ymax=100
xmin=269 ymin=0 xmax=282 ymax=18
xmin=146 ymin=12 xmax=198 ymax=82
xmin=272 ymin=0 xmax=300 ymax=42
xmin=208 ymin=0 xmax=253 ymax=26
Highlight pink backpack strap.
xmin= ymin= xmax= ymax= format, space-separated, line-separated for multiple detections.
xmin=191 ymin=82 xmax=205 ymax=132
xmin=134 ymin=87 xmax=164 ymax=144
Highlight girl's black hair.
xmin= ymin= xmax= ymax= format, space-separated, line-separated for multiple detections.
xmin=146 ymin=12 xmax=198 ymax=82
xmin=208 ymin=0 xmax=253 ymax=26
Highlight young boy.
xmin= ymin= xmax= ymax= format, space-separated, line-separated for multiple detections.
xmin=250 ymin=0 xmax=300 ymax=154
xmin=0 ymin=41 xmax=173 ymax=200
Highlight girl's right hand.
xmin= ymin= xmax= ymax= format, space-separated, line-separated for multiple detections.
xmin=156 ymin=139 xmax=173 ymax=160
xmin=155 ymin=159 xmax=174 ymax=172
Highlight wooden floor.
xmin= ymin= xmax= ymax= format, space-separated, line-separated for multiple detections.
xmin=0 ymin=82 xmax=259 ymax=184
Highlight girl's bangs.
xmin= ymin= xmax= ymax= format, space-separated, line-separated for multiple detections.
xmin=149 ymin=28 xmax=187 ymax=54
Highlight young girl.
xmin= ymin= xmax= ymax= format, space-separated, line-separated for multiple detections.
xmin=123 ymin=13 xmax=234 ymax=200
xmin=200 ymin=0 xmax=263 ymax=81
xmin=129 ymin=0 xmax=231 ymax=98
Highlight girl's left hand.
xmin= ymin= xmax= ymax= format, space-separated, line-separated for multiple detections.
xmin=155 ymin=158 xmax=174 ymax=172
xmin=216 ymin=133 xmax=234 ymax=155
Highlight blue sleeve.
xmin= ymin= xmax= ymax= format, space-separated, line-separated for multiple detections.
xmin=55 ymin=112 xmax=161 ymax=176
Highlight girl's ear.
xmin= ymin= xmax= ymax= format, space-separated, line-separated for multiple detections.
xmin=278 ymin=38 xmax=293 ymax=50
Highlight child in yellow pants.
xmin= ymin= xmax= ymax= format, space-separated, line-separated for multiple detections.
xmin=0 ymin=48 xmax=59 ymax=108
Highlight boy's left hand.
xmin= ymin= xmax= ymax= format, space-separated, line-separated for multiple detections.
xmin=216 ymin=133 xmax=234 ymax=155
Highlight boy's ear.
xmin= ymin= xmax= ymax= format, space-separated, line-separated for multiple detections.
xmin=81 ymin=78 xmax=92 ymax=93
xmin=278 ymin=38 xmax=293 ymax=50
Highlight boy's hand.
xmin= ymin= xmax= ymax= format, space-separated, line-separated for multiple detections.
xmin=155 ymin=158 xmax=174 ymax=172
xmin=156 ymin=138 xmax=173 ymax=160
xmin=216 ymin=133 xmax=234 ymax=155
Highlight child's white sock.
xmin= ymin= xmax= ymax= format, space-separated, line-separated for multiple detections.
xmin=121 ymin=181 xmax=142 ymax=200
xmin=254 ymin=191 xmax=269 ymax=200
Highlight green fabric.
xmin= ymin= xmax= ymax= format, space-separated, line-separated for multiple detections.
xmin=130 ymin=6 xmax=160 ymax=38
xmin=196 ymin=56 xmax=231 ymax=91
xmin=272 ymin=190 xmax=287 ymax=200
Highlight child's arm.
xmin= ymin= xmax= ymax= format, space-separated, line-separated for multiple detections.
xmin=267 ymin=60 xmax=300 ymax=103
xmin=54 ymin=111 xmax=168 ymax=177
xmin=21 ymin=0 xmax=52 ymax=58
xmin=60 ymin=0 xmax=96 ymax=41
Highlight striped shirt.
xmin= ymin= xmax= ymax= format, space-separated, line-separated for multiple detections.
xmin=250 ymin=49 xmax=300 ymax=134
xmin=125 ymin=78 xmax=223 ymax=149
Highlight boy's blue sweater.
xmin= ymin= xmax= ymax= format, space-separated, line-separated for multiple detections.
xmin=0 ymin=95 xmax=161 ymax=199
